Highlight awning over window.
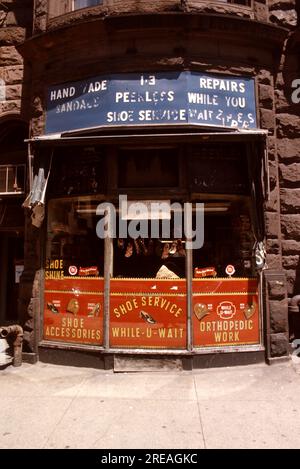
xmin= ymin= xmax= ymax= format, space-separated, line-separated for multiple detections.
xmin=26 ymin=126 xmax=268 ymax=146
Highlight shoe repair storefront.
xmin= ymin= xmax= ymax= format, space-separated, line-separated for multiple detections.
xmin=29 ymin=71 xmax=268 ymax=365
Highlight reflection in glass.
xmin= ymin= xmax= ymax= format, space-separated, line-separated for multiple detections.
xmin=73 ymin=0 xmax=102 ymax=10
xmin=47 ymin=196 xmax=104 ymax=276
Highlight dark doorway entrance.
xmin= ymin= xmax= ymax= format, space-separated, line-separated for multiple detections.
xmin=0 ymin=232 xmax=24 ymax=323
xmin=0 ymin=118 xmax=28 ymax=325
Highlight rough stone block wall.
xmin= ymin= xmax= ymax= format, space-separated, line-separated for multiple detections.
xmin=0 ymin=0 xmax=32 ymax=118
xmin=269 ymin=0 xmax=297 ymax=27
xmin=255 ymin=68 xmax=283 ymax=273
xmin=278 ymin=118 xmax=300 ymax=299
xmin=34 ymin=0 xmax=47 ymax=33
xmin=271 ymin=0 xmax=300 ymax=343
xmin=263 ymin=270 xmax=289 ymax=359
xmin=107 ymin=0 xmax=181 ymax=13
xmin=40 ymin=0 xmax=182 ymax=32
xmin=276 ymin=4 xmax=300 ymax=302
xmin=255 ymin=62 xmax=291 ymax=356
xmin=187 ymin=0 xmax=254 ymax=19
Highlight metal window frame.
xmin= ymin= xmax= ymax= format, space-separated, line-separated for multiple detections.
xmin=0 ymin=164 xmax=26 ymax=195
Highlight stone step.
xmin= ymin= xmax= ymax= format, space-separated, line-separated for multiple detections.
xmin=113 ymin=355 xmax=183 ymax=372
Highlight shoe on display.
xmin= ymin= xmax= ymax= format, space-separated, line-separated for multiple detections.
xmin=125 ymin=242 xmax=134 ymax=258
xmin=161 ymin=243 xmax=170 ymax=259
xmin=169 ymin=241 xmax=177 ymax=255
xmin=47 ymin=302 xmax=59 ymax=314
xmin=88 ymin=303 xmax=101 ymax=318
xmin=140 ymin=310 xmax=156 ymax=324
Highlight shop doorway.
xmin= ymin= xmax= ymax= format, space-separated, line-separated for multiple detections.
xmin=0 ymin=232 xmax=24 ymax=323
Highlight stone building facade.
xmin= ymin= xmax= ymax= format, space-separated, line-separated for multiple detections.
xmin=1 ymin=0 xmax=299 ymax=368
xmin=0 ymin=0 xmax=32 ymax=117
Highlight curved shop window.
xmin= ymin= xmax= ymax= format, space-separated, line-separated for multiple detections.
xmin=42 ymin=141 xmax=261 ymax=351
xmin=44 ymin=196 xmax=104 ymax=346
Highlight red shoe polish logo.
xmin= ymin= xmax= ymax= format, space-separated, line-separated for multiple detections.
xmin=217 ymin=301 xmax=236 ymax=320
xmin=68 ymin=266 xmax=78 ymax=276
xmin=225 ymin=264 xmax=235 ymax=276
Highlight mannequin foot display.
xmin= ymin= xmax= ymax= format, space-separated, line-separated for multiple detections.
xmin=161 ymin=243 xmax=170 ymax=259
xmin=117 ymin=238 xmax=125 ymax=250
xmin=176 ymin=239 xmax=186 ymax=257
xmin=125 ymin=242 xmax=134 ymax=257
xmin=169 ymin=241 xmax=177 ymax=255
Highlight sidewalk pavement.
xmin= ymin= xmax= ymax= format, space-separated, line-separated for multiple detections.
xmin=1 ymin=357 xmax=300 ymax=449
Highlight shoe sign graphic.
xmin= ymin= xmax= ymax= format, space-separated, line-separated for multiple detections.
xmin=47 ymin=302 xmax=59 ymax=314
xmin=140 ymin=310 xmax=156 ymax=324
xmin=88 ymin=303 xmax=100 ymax=318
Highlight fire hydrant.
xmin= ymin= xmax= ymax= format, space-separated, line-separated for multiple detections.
xmin=0 ymin=325 xmax=23 ymax=367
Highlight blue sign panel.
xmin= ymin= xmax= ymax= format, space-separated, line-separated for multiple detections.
xmin=46 ymin=71 xmax=257 ymax=134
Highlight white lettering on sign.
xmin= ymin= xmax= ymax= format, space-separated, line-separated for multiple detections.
xmin=115 ymin=91 xmax=174 ymax=103
xmin=51 ymin=81 xmax=107 ymax=102
xmin=46 ymin=72 xmax=257 ymax=133
xmin=187 ymin=93 xmax=218 ymax=106
xmin=50 ymin=86 xmax=76 ymax=101
xmin=107 ymin=110 xmax=134 ymax=123
xmin=138 ymin=109 xmax=186 ymax=122
xmin=140 ymin=75 xmax=156 ymax=86
xmin=106 ymin=109 xmax=187 ymax=124
xmin=55 ymin=97 xmax=101 ymax=113
xmin=188 ymin=109 xmax=214 ymax=121
xmin=87 ymin=80 xmax=107 ymax=93
xmin=225 ymin=96 xmax=246 ymax=108
xmin=199 ymin=77 xmax=245 ymax=93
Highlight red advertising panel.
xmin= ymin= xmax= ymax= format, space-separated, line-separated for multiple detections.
xmin=110 ymin=278 xmax=186 ymax=294
xmin=110 ymin=279 xmax=187 ymax=349
xmin=193 ymin=277 xmax=258 ymax=294
xmin=43 ymin=276 xmax=259 ymax=349
xmin=192 ymin=278 xmax=260 ymax=347
xmin=44 ymin=277 xmax=104 ymax=346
